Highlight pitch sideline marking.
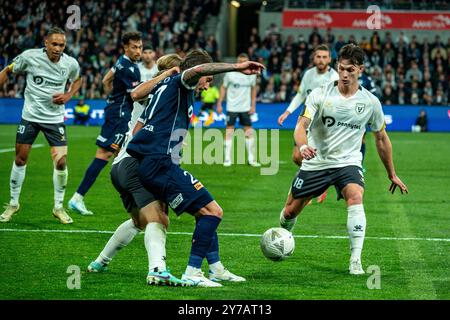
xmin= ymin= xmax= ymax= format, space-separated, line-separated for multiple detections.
xmin=0 ymin=228 xmax=449 ymax=242
xmin=0 ymin=144 xmax=45 ymax=153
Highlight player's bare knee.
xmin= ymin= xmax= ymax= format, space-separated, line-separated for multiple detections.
xmin=346 ymin=193 xmax=363 ymax=206
xmin=51 ymin=146 xmax=67 ymax=169
xmin=15 ymin=156 xmax=27 ymax=166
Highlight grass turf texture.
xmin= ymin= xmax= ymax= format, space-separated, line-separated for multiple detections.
xmin=0 ymin=125 xmax=448 ymax=300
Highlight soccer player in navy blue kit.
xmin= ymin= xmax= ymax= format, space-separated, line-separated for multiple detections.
xmin=127 ymin=49 xmax=265 ymax=287
xmin=69 ymin=32 xmax=143 ymax=215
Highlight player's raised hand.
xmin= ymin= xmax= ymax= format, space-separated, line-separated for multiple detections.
xmin=235 ymin=61 xmax=265 ymax=75
xmin=389 ymin=175 xmax=408 ymax=194
xmin=299 ymin=144 xmax=317 ymax=160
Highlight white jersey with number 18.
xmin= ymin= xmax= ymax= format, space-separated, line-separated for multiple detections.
xmin=301 ymin=81 xmax=386 ymax=171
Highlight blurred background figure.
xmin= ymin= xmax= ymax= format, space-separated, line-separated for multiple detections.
xmin=73 ymin=98 xmax=91 ymax=126
xmin=200 ymin=84 xmax=220 ymax=127
xmin=412 ymin=110 xmax=428 ymax=132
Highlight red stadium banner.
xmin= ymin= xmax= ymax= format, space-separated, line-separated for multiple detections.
xmin=282 ymin=9 xmax=450 ymax=30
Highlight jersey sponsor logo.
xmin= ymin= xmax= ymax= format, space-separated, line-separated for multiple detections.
xmin=33 ymin=76 xmax=64 ymax=87
xmin=322 ymin=116 xmax=336 ymax=127
xmin=337 ymin=121 xmax=361 ymax=130
xmin=169 ymin=193 xmax=184 ymax=209
xmin=355 ymin=103 xmax=366 ymax=114
xmin=33 ymin=76 xmax=44 ymax=85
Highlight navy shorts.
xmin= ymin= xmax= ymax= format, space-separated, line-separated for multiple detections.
xmin=110 ymin=157 xmax=158 ymax=213
xmin=96 ymin=114 xmax=129 ymax=152
xmin=137 ymin=156 xmax=214 ymax=215
xmin=291 ymin=165 xmax=365 ymax=200
xmin=16 ymin=118 xmax=67 ymax=146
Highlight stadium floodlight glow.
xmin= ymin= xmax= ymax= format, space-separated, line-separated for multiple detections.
xmin=262 ymin=1 xmax=267 ymax=5
xmin=231 ymin=1 xmax=241 ymax=8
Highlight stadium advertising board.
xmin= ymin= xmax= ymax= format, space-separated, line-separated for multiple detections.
xmin=282 ymin=10 xmax=450 ymax=30
xmin=0 ymin=99 xmax=449 ymax=132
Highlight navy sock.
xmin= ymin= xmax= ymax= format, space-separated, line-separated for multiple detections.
xmin=188 ymin=216 xmax=221 ymax=269
xmin=360 ymin=142 xmax=366 ymax=165
xmin=76 ymin=158 xmax=108 ymax=196
xmin=206 ymin=232 xmax=220 ymax=265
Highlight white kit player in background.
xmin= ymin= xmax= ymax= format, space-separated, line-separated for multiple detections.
xmin=0 ymin=27 xmax=82 ymax=224
xmin=278 ymin=44 xmax=339 ymax=166
xmin=279 ymin=44 xmax=408 ymax=275
xmin=217 ymin=53 xmax=260 ymax=167
xmin=138 ymin=48 xmax=159 ymax=81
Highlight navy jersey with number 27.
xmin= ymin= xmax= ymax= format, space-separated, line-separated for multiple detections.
xmin=127 ymin=72 xmax=195 ymax=160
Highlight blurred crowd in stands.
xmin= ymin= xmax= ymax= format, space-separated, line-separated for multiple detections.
xmin=248 ymin=24 xmax=449 ymax=106
xmin=0 ymin=0 xmax=448 ymax=106
xmin=0 ymin=0 xmax=221 ymax=99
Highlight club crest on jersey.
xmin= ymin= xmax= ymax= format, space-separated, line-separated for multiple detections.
xmin=355 ymin=103 xmax=365 ymax=114
xmin=61 ymin=68 xmax=67 ymax=76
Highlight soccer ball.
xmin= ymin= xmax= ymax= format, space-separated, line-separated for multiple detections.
xmin=260 ymin=227 xmax=295 ymax=261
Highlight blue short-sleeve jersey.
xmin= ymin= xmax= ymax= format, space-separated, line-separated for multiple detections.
xmin=126 ymin=72 xmax=195 ymax=159
xmin=105 ymin=55 xmax=141 ymax=118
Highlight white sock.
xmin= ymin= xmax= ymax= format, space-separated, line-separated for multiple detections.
xmin=279 ymin=209 xmax=297 ymax=232
xmin=53 ymin=168 xmax=68 ymax=209
xmin=224 ymin=139 xmax=232 ymax=163
xmin=246 ymin=137 xmax=255 ymax=163
xmin=185 ymin=265 xmax=202 ymax=276
xmin=145 ymin=222 xmax=167 ymax=272
xmin=209 ymin=261 xmax=225 ymax=274
xmin=96 ymin=219 xmax=140 ymax=265
xmin=347 ymin=204 xmax=366 ymax=261
xmin=72 ymin=192 xmax=84 ymax=201
xmin=9 ymin=162 xmax=26 ymax=206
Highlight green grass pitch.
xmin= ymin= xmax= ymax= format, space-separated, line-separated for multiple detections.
xmin=0 ymin=125 xmax=449 ymax=300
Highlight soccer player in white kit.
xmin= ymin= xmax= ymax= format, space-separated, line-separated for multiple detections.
xmin=278 ymin=44 xmax=339 ymax=166
xmin=138 ymin=48 xmax=159 ymax=81
xmin=279 ymin=44 xmax=408 ymax=275
xmin=217 ymin=53 xmax=260 ymax=167
xmin=0 ymin=27 xmax=82 ymax=224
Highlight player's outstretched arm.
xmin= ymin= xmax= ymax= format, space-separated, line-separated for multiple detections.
xmin=373 ymin=129 xmax=408 ymax=194
xmin=183 ymin=61 xmax=264 ymax=87
xmin=53 ymin=77 xmax=83 ymax=105
xmin=294 ymin=116 xmax=316 ymax=160
xmin=216 ymin=85 xmax=226 ymax=114
xmin=0 ymin=66 xmax=13 ymax=87
xmin=131 ymin=66 xmax=180 ymax=101
xmin=250 ymin=85 xmax=257 ymax=114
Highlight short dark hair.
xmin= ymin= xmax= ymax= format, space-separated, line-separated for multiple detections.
xmin=180 ymin=49 xmax=213 ymax=71
xmin=314 ymin=44 xmax=330 ymax=53
xmin=122 ymin=31 xmax=142 ymax=45
xmin=338 ymin=44 xmax=365 ymax=66
xmin=46 ymin=27 xmax=65 ymax=37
